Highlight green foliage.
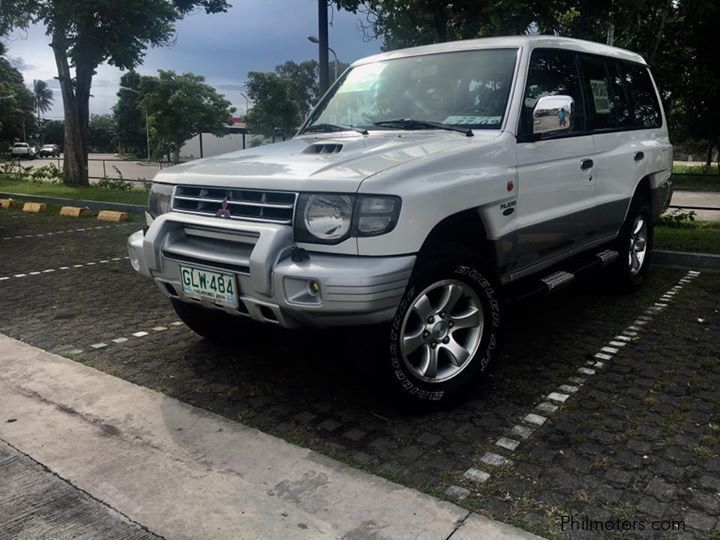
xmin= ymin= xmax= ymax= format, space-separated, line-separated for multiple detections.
xmin=29 ymin=163 xmax=63 ymax=183
xmin=41 ymin=119 xmax=64 ymax=146
xmin=113 ymin=71 xmax=147 ymax=158
xmin=245 ymin=72 xmax=300 ymax=138
xmin=88 ymin=114 xmax=117 ymax=153
xmin=657 ymin=209 xmax=697 ymax=228
xmin=0 ymin=48 xmax=35 ymax=146
xmin=139 ymin=70 xmax=235 ymax=160
xmin=97 ymin=166 xmax=135 ymax=191
xmin=32 ymin=79 xmax=53 ymax=118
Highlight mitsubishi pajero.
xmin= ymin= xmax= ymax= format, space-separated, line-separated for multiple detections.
xmin=129 ymin=36 xmax=672 ymax=405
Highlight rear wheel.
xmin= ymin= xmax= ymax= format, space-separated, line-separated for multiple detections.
xmin=387 ymin=250 xmax=503 ymax=406
xmin=612 ymin=198 xmax=653 ymax=289
xmin=171 ymin=299 xmax=251 ymax=342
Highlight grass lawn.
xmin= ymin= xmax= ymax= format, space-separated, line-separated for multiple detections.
xmin=0 ymin=176 xmax=148 ymax=205
xmin=655 ymin=222 xmax=720 ymax=254
xmin=672 ymin=164 xmax=720 ymax=192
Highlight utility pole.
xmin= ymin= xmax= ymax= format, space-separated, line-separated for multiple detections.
xmin=318 ymin=0 xmax=329 ymax=94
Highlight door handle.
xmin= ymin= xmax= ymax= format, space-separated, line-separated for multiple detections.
xmin=580 ymin=158 xmax=593 ymax=170
xmin=634 ymin=151 xmax=644 ymax=161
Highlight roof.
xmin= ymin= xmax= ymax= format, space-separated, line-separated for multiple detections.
xmin=352 ymin=35 xmax=646 ymax=67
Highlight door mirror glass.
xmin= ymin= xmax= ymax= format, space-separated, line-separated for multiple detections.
xmin=532 ymin=95 xmax=574 ymax=135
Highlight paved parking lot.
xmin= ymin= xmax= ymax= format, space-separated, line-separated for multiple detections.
xmin=1 ymin=206 xmax=718 ymax=539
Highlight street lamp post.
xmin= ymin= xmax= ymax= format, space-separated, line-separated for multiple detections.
xmin=308 ymin=35 xmax=338 ymax=82
xmin=239 ymin=92 xmax=250 ymax=115
xmin=119 ymin=86 xmax=151 ymax=160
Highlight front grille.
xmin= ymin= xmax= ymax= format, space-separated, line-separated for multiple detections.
xmin=172 ymin=185 xmax=296 ymax=225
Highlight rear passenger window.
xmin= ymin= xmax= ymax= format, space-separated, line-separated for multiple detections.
xmin=606 ymin=61 xmax=633 ymax=128
xmin=621 ymin=63 xmax=662 ymax=129
xmin=580 ymin=56 xmax=616 ymax=130
xmin=520 ymin=49 xmax=585 ymax=135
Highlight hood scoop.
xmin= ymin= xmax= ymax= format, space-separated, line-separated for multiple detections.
xmin=303 ymin=143 xmax=343 ymax=155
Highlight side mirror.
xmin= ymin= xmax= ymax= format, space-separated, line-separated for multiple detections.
xmin=532 ymin=95 xmax=574 ymax=135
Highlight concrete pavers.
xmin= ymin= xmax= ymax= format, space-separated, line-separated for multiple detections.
xmin=0 ymin=334 xmax=539 ymax=540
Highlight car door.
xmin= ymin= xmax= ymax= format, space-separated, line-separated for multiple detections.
xmin=513 ymin=48 xmax=596 ymax=272
xmin=579 ymin=55 xmax=649 ymax=239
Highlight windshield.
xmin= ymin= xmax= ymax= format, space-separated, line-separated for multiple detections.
xmin=304 ymin=48 xmax=518 ymax=132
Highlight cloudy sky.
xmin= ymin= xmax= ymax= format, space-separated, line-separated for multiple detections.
xmin=3 ymin=0 xmax=382 ymax=119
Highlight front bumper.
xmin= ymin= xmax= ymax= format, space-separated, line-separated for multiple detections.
xmin=128 ymin=212 xmax=415 ymax=328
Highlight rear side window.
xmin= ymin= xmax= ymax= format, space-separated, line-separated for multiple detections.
xmin=621 ymin=63 xmax=662 ymax=129
xmin=579 ymin=56 xmax=616 ymax=131
xmin=606 ymin=60 xmax=633 ymax=128
xmin=520 ymin=48 xmax=586 ymax=135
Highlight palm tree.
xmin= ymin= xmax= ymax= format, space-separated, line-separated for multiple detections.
xmin=33 ymin=79 xmax=54 ymax=119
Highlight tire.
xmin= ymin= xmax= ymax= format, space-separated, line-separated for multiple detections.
xmin=171 ymin=298 xmax=251 ymax=342
xmin=612 ymin=197 xmax=654 ymax=289
xmin=386 ymin=249 xmax=503 ymax=407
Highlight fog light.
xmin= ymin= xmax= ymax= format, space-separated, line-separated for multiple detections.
xmin=308 ymin=280 xmax=321 ymax=296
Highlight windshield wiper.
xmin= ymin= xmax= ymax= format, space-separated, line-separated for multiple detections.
xmin=373 ymin=118 xmax=473 ymax=137
xmin=304 ymin=123 xmax=368 ymax=135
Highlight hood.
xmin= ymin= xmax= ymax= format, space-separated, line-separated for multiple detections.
xmin=155 ymin=131 xmax=500 ymax=193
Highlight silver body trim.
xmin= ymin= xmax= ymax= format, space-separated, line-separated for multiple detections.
xmin=128 ymin=213 xmax=415 ymax=328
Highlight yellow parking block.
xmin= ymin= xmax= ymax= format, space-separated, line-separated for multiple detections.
xmin=97 ymin=210 xmax=128 ymax=223
xmin=59 ymin=206 xmax=89 ymax=218
xmin=0 ymin=198 xmax=17 ymax=209
xmin=22 ymin=202 xmax=48 ymax=213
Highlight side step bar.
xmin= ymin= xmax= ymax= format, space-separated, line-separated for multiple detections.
xmin=595 ymin=249 xmax=619 ymax=266
xmin=540 ymin=270 xmax=574 ymax=291
xmin=508 ymin=249 xmax=620 ymax=303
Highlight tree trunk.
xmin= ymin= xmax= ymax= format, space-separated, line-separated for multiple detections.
xmin=50 ymin=21 xmax=89 ymax=186
xmin=706 ymin=144 xmax=713 ymax=168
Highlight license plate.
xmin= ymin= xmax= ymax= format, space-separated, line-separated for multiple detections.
xmin=180 ymin=265 xmax=238 ymax=307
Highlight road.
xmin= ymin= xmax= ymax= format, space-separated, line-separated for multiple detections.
xmin=671 ymin=189 xmax=720 ymax=220
xmin=26 ymin=153 xmax=166 ymax=184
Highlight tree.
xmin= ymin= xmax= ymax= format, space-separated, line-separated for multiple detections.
xmin=0 ymin=0 xmax=230 ymax=186
xmin=32 ymin=79 xmax=54 ymax=119
xmin=88 ymin=114 xmax=117 ymax=153
xmin=42 ymin=119 xmax=64 ymax=146
xmin=244 ymin=72 xmax=300 ymax=138
xmin=275 ymin=60 xmax=319 ymax=119
xmin=139 ymin=70 xmax=234 ymax=162
xmin=0 ymin=43 xmax=35 ymax=146
xmin=113 ymin=72 xmax=147 ymax=158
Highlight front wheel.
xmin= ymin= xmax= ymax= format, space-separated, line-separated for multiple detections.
xmin=387 ymin=252 xmax=503 ymax=406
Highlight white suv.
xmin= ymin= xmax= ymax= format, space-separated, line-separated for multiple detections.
xmin=129 ymin=36 xmax=672 ymax=405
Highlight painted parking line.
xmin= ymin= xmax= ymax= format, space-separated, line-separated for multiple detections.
xmin=0 ymin=257 xmax=130 ymax=282
xmin=447 ymin=270 xmax=701 ymax=497
xmin=1 ymin=225 xmax=124 ymax=240
xmin=80 ymin=321 xmax=186 ymax=354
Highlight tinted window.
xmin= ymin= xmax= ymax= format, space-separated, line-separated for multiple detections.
xmin=580 ymin=56 xmax=619 ymax=131
xmin=520 ymin=48 xmax=585 ymax=135
xmin=621 ymin=63 xmax=662 ymax=129
xmin=606 ymin=60 xmax=633 ymax=128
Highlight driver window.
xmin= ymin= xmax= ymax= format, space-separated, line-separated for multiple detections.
xmin=521 ymin=49 xmax=586 ymax=136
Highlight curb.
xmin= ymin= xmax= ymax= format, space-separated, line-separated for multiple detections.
xmin=654 ymin=249 xmax=720 ymax=271
xmin=0 ymin=192 xmax=145 ymax=216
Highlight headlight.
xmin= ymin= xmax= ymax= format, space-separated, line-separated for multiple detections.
xmin=294 ymin=193 xmax=401 ymax=244
xmin=148 ymin=182 xmax=174 ymax=219
xmin=297 ymin=194 xmax=354 ymax=243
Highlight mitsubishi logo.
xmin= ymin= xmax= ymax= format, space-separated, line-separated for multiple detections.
xmin=215 ymin=197 xmax=232 ymax=219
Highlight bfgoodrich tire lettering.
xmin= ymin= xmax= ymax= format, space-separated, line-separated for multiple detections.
xmin=388 ymin=254 xmax=502 ymax=405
